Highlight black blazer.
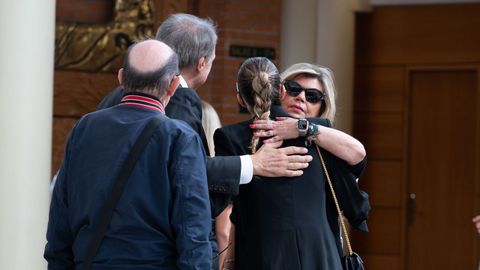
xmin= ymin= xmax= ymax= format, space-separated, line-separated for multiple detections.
xmin=97 ymin=86 xmax=241 ymax=216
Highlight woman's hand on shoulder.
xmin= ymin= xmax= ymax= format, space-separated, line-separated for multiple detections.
xmin=251 ymin=117 xmax=299 ymax=143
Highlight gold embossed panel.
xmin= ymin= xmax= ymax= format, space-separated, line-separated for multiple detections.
xmin=55 ymin=0 xmax=155 ymax=72
xmin=52 ymin=0 xmax=190 ymax=175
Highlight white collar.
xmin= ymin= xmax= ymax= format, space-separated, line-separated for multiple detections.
xmin=179 ymin=75 xmax=188 ymax=88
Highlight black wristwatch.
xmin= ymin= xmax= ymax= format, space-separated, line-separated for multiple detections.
xmin=297 ymin=119 xmax=309 ymax=137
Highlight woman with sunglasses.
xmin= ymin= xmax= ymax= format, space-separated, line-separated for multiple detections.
xmin=214 ymin=59 xmax=369 ymax=270
xmin=252 ymin=63 xmax=365 ymax=165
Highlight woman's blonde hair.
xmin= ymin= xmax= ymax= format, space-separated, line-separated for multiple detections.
xmin=281 ymin=63 xmax=337 ymax=123
xmin=201 ymin=100 xmax=221 ymax=156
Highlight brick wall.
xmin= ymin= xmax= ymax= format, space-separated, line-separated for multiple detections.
xmin=55 ymin=0 xmax=283 ymax=126
xmin=196 ymin=0 xmax=282 ymax=125
xmin=53 ymin=0 xmax=282 ymax=172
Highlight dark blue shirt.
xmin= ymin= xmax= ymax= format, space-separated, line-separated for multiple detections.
xmin=45 ymin=95 xmax=212 ymax=269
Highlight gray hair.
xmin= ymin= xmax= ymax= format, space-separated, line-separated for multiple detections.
xmin=155 ymin=13 xmax=217 ymax=70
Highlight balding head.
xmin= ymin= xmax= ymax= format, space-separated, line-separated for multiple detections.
xmin=128 ymin=40 xmax=173 ymax=72
xmin=120 ymin=39 xmax=179 ymax=97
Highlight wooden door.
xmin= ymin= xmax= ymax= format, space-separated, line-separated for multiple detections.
xmin=406 ymin=69 xmax=479 ymax=269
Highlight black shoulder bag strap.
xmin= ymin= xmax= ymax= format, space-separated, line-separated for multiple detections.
xmin=82 ymin=115 xmax=166 ymax=270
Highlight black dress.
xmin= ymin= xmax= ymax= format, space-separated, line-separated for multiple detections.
xmin=213 ymin=105 xmax=369 ymax=270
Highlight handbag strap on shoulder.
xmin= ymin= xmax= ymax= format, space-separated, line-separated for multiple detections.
xmin=315 ymin=145 xmax=354 ymax=256
xmin=82 ymin=115 xmax=167 ymax=270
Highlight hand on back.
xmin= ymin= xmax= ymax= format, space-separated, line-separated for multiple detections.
xmin=251 ymin=140 xmax=312 ymax=177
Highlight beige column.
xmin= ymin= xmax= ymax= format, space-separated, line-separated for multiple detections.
xmin=315 ymin=0 xmax=356 ymax=132
xmin=280 ymin=0 xmax=317 ymax=68
xmin=0 ymin=0 xmax=55 ymax=269
xmin=281 ymin=0 xmax=369 ymax=133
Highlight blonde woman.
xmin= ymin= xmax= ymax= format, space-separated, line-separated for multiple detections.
xmin=214 ymin=59 xmax=369 ymax=270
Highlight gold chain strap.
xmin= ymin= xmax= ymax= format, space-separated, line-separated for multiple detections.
xmin=315 ymin=145 xmax=353 ymax=256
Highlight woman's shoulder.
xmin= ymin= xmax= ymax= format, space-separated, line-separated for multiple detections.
xmin=216 ymin=119 xmax=252 ymax=135
xmin=214 ymin=120 xmax=252 ymax=156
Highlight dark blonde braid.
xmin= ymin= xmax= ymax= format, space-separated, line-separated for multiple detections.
xmin=250 ymin=71 xmax=273 ymax=153
xmin=236 ymin=57 xmax=280 ymax=153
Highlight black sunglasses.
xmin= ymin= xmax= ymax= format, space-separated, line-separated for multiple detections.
xmin=283 ymin=80 xmax=326 ymax=104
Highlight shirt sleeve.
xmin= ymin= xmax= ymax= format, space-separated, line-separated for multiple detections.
xmin=239 ymin=155 xmax=253 ymax=184
xmin=170 ymin=131 xmax=212 ymax=269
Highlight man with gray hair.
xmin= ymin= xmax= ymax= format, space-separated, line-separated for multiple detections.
xmin=98 ymin=14 xmax=312 ymax=212
xmin=45 ymin=40 xmax=212 ymax=269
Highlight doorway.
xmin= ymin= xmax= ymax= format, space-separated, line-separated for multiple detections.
xmin=406 ymin=69 xmax=479 ymax=269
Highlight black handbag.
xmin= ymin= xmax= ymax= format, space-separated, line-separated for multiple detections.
xmin=82 ymin=115 xmax=166 ymax=270
xmin=315 ymin=145 xmax=366 ymax=270
xmin=342 ymin=252 xmax=365 ymax=270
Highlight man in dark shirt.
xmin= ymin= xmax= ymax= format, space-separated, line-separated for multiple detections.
xmin=45 ymin=40 xmax=212 ymax=269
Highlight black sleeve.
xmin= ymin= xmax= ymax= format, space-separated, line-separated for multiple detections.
xmin=324 ymin=150 xmax=370 ymax=232
xmin=206 ymin=156 xmax=241 ymax=195
xmin=207 ymin=127 xmax=245 ymax=217
xmin=307 ymin=118 xmax=370 ymax=231
xmin=211 ymin=126 xmax=243 ymax=196
xmin=96 ymin=86 xmax=125 ymax=110
xmin=207 ymin=156 xmax=241 ymax=217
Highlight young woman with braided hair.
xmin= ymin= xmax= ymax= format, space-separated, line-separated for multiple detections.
xmin=237 ymin=58 xmax=277 ymax=153
xmin=214 ymin=58 xmax=369 ymax=270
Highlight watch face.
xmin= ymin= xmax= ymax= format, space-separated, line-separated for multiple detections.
xmin=298 ymin=119 xmax=308 ymax=130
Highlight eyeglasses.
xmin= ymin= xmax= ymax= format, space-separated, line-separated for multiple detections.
xmin=283 ymin=80 xmax=326 ymax=104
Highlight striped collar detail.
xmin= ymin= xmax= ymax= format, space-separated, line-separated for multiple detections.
xmin=119 ymin=94 xmax=165 ymax=113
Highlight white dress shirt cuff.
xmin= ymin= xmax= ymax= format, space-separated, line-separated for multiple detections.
xmin=239 ymin=155 xmax=253 ymax=184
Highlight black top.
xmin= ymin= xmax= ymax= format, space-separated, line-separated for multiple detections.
xmin=214 ymin=105 xmax=369 ymax=270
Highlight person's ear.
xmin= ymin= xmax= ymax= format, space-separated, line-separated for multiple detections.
xmin=197 ymin=56 xmax=207 ymax=71
xmin=167 ymin=76 xmax=180 ymax=97
xmin=280 ymin=83 xmax=286 ymax=99
xmin=236 ymin=93 xmax=247 ymax=108
xmin=117 ymin=68 xmax=124 ymax=85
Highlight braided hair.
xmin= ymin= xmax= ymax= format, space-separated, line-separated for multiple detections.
xmin=237 ymin=57 xmax=280 ymax=153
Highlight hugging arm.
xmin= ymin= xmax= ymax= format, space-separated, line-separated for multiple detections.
xmin=214 ymin=127 xmax=313 ymax=178
xmin=252 ymin=117 xmax=366 ymax=165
